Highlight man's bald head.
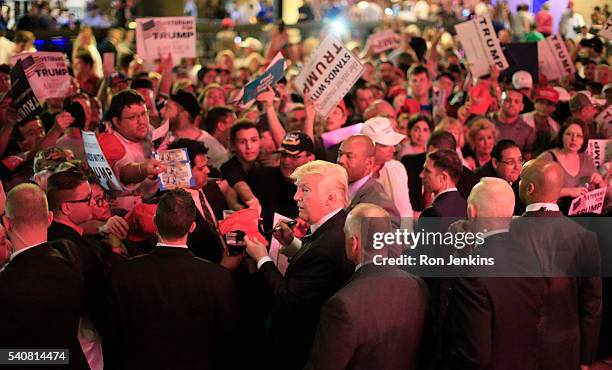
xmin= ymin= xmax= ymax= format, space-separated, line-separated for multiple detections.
xmin=345 ymin=203 xmax=392 ymax=263
xmin=364 ymin=99 xmax=396 ymax=121
xmin=338 ymin=135 xmax=376 ymax=183
xmin=468 ymin=177 xmax=515 ymax=218
xmin=5 ymin=183 xmax=50 ymax=229
xmin=343 ymin=135 xmax=376 ymax=156
xmin=519 ymin=159 xmax=564 ymax=205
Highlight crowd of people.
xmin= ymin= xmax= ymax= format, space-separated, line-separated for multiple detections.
xmin=0 ymin=0 xmax=611 ymax=369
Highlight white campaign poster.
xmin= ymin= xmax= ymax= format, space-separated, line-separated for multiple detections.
xmin=294 ymin=34 xmax=364 ymax=118
xmin=136 ymin=17 xmax=196 ymax=60
xmin=454 ymin=15 xmax=509 ymax=78
xmin=368 ymin=30 xmax=400 ymax=54
xmin=587 ymin=139 xmax=611 ymax=168
xmin=11 ymin=52 xmax=70 ymax=99
xmin=568 ymin=188 xmax=606 ymax=216
xmin=320 ymin=123 xmax=363 ymax=149
xmin=82 ymin=131 xmax=124 ymax=192
xmin=600 ymin=14 xmax=612 ymax=40
xmin=537 ymin=34 xmax=576 ymax=81
xmin=268 ymin=213 xmax=291 ymax=275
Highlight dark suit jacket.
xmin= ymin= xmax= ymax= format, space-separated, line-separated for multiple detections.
xmin=510 ymin=210 xmax=602 ymax=369
xmin=448 ymin=232 xmax=547 ymax=370
xmin=47 ymin=221 xmax=106 ymax=327
xmin=108 ymin=246 xmax=241 ymax=370
xmin=259 ymin=210 xmax=355 ymax=370
xmin=187 ymin=207 xmax=224 ymax=264
xmin=305 ymin=264 xmax=428 ymax=370
xmin=0 ymin=243 xmax=90 ymax=370
xmin=419 ymin=190 xmax=467 ymax=221
xmin=401 ymin=153 xmax=477 ymax=211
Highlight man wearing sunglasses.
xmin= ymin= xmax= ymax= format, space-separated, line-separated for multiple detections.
xmin=521 ymin=86 xmax=561 ymax=156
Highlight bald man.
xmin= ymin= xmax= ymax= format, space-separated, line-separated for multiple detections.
xmin=510 ymin=159 xmax=602 ymax=370
xmin=338 ymin=135 xmax=399 ymax=220
xmin=0 ymin=184 xmax=90 ymax=369
xmin=448 ymin=178 xmax=545 ymax=370
xmin=305 ymin=204 xmax=427 ymax=370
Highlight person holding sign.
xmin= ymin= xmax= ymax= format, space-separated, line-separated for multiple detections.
xmin=538 ymin=119 xmax=606 ymax=213
xmin=97 ymin=90 xmax=166 ymax=200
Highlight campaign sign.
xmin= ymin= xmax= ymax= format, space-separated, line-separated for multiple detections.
xmin=295 ymin=34 xmax=364 ymax=118
xmin=136 ymin=17 xmax=196 ymax=60
xmin=587 ymin=139 xmax=610 ymax=168
xmin=320 ymin=123 xmax=364 ymax=149
xmin=82 ymin=131 xmax=124 ymax=192
xmin=12 ymin=52 xmax=70 ymax=100
xmin=537 ymin=34 xmax=576 ymax=81
xmin=153 ymin=148 xmax=195 ymax=191
xmin=454 ymin=15 xmax=509 ymax=78
xmin=239 ymin=55 xmax=285 ymax=106
xmin=10 ymin=60 xmax=42 ymax=125
xmin=568 ymin=188 xmax=606 ymax=216
xmin=600 ymin=14 xmax=612 ymax=40
xmin=368 ymin=30 xmax=400 ymax=54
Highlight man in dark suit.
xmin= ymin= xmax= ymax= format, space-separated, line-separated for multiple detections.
xmin=473 ymin=139 xmax=525 ymax=215
xmin=337 ymin=135 xmax=399 ymax=218
xmin=0 ymin=183 xmax=89 ymax=370
xmin=447 ymin=177 xmax=546 ymax=370
xmin=419 ymin=149 xmax=467 ymax=220
xmin=414 ymin=148 xmax=467 ymax=370
xmin=167 ymin=139 xmax=225 ymax=264
xmin=245 ymin=160 xmax=355 ymax=370
xmin=45 ymin=170 xmax=106 ymax=349
xmin=510 ymin=159 xmax=602 ymax=370
xmin=108 ymin=189 xmax=241 ymax=370
xmin=402 ymin=131 xmax=477 ymax=213
xmin=304 ymin=203 xmax=427 ymax=370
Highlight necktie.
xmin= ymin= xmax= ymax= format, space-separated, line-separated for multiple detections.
xmin=198 ymin=190 xmax=225 ymax=249
xmin=198 ymin=190 xmax=217 ymax=228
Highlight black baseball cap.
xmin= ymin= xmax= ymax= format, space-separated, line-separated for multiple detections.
xmin=277 ymin=131 xmax=314 ymax=155
xmin=170 ymin=90 xmax=201 ymax=119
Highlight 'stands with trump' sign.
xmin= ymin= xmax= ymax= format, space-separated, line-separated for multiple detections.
xmin=454 ymin=15 xmax=509 ymax=78
xmin=136 ymin=17 xmax=196 ymax=60
xmin=537 ymin=34 xmax=576 ymax=81
xmin=82 ymin=131 xmax=124 ymax=192
xmin=295 ymin=34 xmax=364 ymax=118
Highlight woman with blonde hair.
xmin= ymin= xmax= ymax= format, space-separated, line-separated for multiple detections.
xmin=466 ymin=118 xmax=499 ymax=169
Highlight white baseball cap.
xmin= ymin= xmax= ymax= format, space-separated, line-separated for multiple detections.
xmin=512 ymin=70 xmax=533 ymax=90
xmin=360 ymin=117 xmax=405 ymax=146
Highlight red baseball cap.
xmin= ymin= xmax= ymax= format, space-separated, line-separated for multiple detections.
xmin=534 ymin=86 xmax=560 ymax=104
xmin=126 ymin=203 xmax=158 ymax=242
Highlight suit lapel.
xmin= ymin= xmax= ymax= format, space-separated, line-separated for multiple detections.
xmin=286 ymin=210 xmax=346 ymax=274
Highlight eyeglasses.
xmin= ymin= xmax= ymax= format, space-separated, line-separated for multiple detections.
xmin=120 ymin=110 xmax=148 ymax=122
xmin=64 ymin=192 xmax=93 ymax=205
xmin=499 ymin=158 xmax=523 ymax=166
xmin=93 ymin=193 xmax=111 ymax=207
